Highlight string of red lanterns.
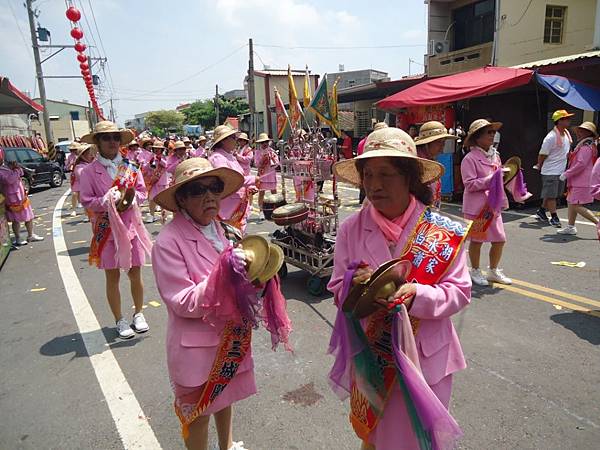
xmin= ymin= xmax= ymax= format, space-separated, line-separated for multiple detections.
xmin=65 ymin=4 xmax=105 ymax=120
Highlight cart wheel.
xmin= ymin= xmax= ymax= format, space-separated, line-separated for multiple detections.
xmin=278 ymin=262 xmax=288 ymax=279
xmin=307 ymin=275 xmax=328 ymax=296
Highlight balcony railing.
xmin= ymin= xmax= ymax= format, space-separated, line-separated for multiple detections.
xmin=428 ymin=42 xmax=493 ymax=77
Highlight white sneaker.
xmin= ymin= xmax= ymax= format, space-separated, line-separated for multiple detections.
xmin=82 ymin=216 xmax=90 ymax=223
xmin=70 ymin=210 xmax=77 ymax=217
xmin=557 ymin=225 xmax=577 ymax=235
xmin=116 ymin=317 xmax=135 ymax=339
xmin=27 ymin=234 xmax=44 ymax=242
xmin=487 ymin=268 xmax=512 ymax=285
xmin=470 ymin=268 xmax=489 ymax=286
xmin=229 ymin=442 xmax=248 ymax=450
xmin=14 ymin=239 xmax=28 ymax=246
xmin=131 ymin=312 xmax=149 ymax=333
xmin=144 ymin=214 xmax=156 ymax=223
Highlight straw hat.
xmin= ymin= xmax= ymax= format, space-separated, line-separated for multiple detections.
xmin=140 ymin=136 xmax=153 ymax=147
xmin=153 ymin=157 xmax=244 ymax=212
xmin=237 ymin=132 xmax=249 ymax=142
xmin=211 ymin=125 xmax=238 ymax=147
xmin=552 ymin=109 xmax=574 ymax=123
xmin=198 ymin=135 xmax=207 ymax=142
xmin=182 ymin=137 xmax=191 ymax=144
xmin=502 ymin=156 xmax=522 ymax=185
xmin=239 ymin=235 xmax=270 ymax=281
xmin=463 ymin=119 xmax=502 ymax=148
xmin=152 ymin=140 xmax=165 ymax=149
xmin=255 ymin=132 xmax=271 ymax=143
xmin=373 ymin=122 xmax=388 ymax=131
xmin=257 ymin=244 xmax=284 ymax=283
xmin=173 ymin=140 xmax=187 ymax=150
xmin=68 ymin=142 xmax=82 ymax=152
xmin=577 ymin=121 xmax=598 ymax=138
xmin=414 ymin=121 xmax=458 ymax=146
xmin=80 ymin=121 xmax=135 ymax=145
xmin=333 ymin=127 xmax=444 ymax=186
xmin=127 ymin=139 xmax=139 ymax=147
xmin=74 ymin=143 xmax=93 ymax=163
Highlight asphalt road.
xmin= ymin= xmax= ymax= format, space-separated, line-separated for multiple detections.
xmin=1 ymin=179 xmax=599 ymax=450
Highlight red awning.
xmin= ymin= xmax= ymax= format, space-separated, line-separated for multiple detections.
xmin=0 ymin=77 xmax=44 ymax=115
xmin=376 ymin=66 xmax=534 ymax=111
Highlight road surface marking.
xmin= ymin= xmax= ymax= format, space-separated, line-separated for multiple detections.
xmin=53 ymin=189 xmax=162 ymax=450
xmin=511 ymin=278 xmax=600 ymax=309
xmin=492 ymin=283 xmax=600 ymax=318
xmin=148 ymin=301 xmax=161 ymax=307
xmin=30 ymin=288 xmax=47 ymax=292
xmin=73 ymin=240 xmax=87 ymax=244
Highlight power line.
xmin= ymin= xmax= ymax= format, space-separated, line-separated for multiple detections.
xmin=7 ymin=0 xmax=34 ymax=63
xmin=255 ymin=43 xmax=426 ymax=50
xmin=86 ymin=0 xmax=116 ymax=96
xmin=509 ymin=0 xmax=535 ymax=27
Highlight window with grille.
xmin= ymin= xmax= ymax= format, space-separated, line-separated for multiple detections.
xmin=544 ymin=5 xmax=566 ymax=44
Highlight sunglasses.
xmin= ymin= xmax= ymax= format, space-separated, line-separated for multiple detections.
xmin=486 ymin=130 xmax=497 ymax=135
xmin=184 ymin=179 xmax=225 ymax=197
xmin=99 ymin=133 xmax=121 ymax=142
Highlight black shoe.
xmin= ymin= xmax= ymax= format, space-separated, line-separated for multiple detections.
xmin=535 ymin=209 xmax=549 ymax=222
xmin=549 ymin=217 xmax=562 ymax=228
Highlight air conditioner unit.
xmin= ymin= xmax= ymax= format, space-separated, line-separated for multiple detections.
xmin=429 ymin=40 xmax=450 ymax=56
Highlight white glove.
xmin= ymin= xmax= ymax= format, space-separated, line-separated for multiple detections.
xmin=232 ymin=247 xmax=247 ymax=266
xmin=501 ymin=167 xmax=511 ymax=173
xmin=559 ymin=173 xmax=566 ymax=182
xmin=101 ymin=186 xmax=121 ymax=206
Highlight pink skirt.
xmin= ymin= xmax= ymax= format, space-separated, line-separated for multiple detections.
xmin=98 ymin=236 xmax=146 ymax=270
xmin=172 ymin=368 xmax=257 ymax=418
xmin=567 ymin=187 xmax=593 ymax=205
xmin=7 ymin=204 xmax=34 ymax=223
xmin=464 ymin=212 xmax=506 ymax=243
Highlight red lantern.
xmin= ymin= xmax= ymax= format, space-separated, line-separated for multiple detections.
xmin=66 ymin=6 xmax=81 ymax=22
xmin=82 ymin=71 xmax=91 ymax=77
xmin=70 ymin=27 xmax=84 ymax=40
xmin=74 ymin=42 xmax=86 ymax=53
xmin=77 ymin=53 xmax=87 ymax=63
xmin=79 ymin=63 xmax=89 ymax=70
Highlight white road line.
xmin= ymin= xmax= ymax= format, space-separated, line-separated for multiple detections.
xmin=52 ymin=189 xmax=162 ymax=450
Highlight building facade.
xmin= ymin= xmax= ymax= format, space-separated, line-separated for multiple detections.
xmin=326 ymin=69 xmax=389 ymax=90
xmin=124 ymin=112 xmax=151 ymax=132
xmin=30 ymin=99 xmax=92 ymax=143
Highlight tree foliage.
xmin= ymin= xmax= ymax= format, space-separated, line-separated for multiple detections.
xmin=145 ymin=110 xmax=185 ymax=136
xmin=183 ymin=96 xmax=249 ymax=129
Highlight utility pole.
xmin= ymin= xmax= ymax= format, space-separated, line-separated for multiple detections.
xmin=215 ymin=84 xmax=219 ymax=127
xmin=247 ymin=38 xmax=255 ymax=138
xmin=110 ymin=98 xmax=115 ymax=122
xmin=26 ymin=0 xmax=53 ymax=146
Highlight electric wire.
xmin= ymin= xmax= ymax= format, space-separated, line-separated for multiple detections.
xmin=7 ymin=0 xmax=34 ymax=63
xmin=255 ymin=43 xmax=425 ymax=50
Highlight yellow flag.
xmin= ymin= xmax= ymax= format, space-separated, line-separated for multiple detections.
xmin=330 ymin=77 xmax=340 ymax=137
xmin=303 ymin=65 xmax=311 ymax=107
xmin=287 ymin=65 xmax=302 ymax=130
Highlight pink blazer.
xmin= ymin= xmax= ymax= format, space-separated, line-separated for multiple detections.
xmin=460 ymin=147 xmax=506 ymax=216
xmin=563 ymin=141 xmax=597 ymax=188
xmin=236 ymin=145 xmax=254 ymax=176
xmin=591 ymin=158 xmax=600 ymax=199
xmin=0 ymin=166 xmax=26 ymax=205
xmin=152 ymin=213 xmax=254 ymax=387
xmin=327 ymin=202 xmax=471 ymax=386
xmin=209 ymin=148 xmax=256 ymax=220
xmin=253 ymin=147 xmax=279 ymax=185
xmin=79 ymin=160 xmax=147 ymax=227
xmin=72 ymin=161 xmax=89 ymax=192
xmin=65 ymin=152 xmax=77 ymax=171
xmin=166 ymin=154 xmax=184 ymax=177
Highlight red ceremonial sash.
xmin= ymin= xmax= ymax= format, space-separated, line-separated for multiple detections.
xmin=218 ymin=189 xmax=249 ymax=231
xmin=147 ymin=162 xmax=166 ymax=193
xmin=468 ymin=204 xmax=495 ymax=240
xmin=349 ymin=208 xmax=471 ymax=441
xmin=176 ymin=319 xmax=252 ymax=438
xmin=7 ymin=196 xmax=31 ymax=213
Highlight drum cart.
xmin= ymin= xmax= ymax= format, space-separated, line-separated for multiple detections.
xmin=269 ymin=132 xmax=339 ymax=296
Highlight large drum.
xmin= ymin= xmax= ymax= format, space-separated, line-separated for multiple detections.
xmin=272 ymin=203 xmax=309 ymax=226
xmin=262 ymin=193 xmax=286 ymax=221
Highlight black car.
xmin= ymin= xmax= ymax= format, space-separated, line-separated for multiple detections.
xmin=3 ymin=147 xmax=64 ymax=193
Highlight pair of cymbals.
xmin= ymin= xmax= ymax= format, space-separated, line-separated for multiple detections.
xmin=239 ymin=235 xmax=284 ymax=284
xmin=342 ymin=259 xmax=412 ymax=319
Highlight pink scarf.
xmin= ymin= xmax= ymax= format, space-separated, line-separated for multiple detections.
xmin=554 ymin=126 xmax=572 ymax=148
xmin=369 ymin=195 xmax=416 ymax=243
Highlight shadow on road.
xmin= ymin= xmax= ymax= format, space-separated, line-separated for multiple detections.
xmin=539 ymin=234 xmax=596 ymax=243
xmin=550 ymin=312 xmax=600 ymax=345
xmin=40 ymin=327 xmax=146 ymax=358
xmin=59 ymin=246 xmax=90 ymax=257
xmin=470 ymin=285 xmax=503 ymax=299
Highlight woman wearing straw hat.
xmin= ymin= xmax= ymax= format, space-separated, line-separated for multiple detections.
xmin=235 ymin=133 xmax=253 ymax=177
xmin=208 ymin=125 xmax=257 ymax=233
xmin=167 ymin=141 xmax=190 ymax=181
xmin=71 ymin=142 xmax=95 ymax=222
xmin=66 ymin=142 xmax=83 ymax=216
xmin=328 ymin=127 xmax=470 ymax=450
xmin=152 ymin=158 xmax=253 ymax=450
xmin=126 ymin=139 xmax=141 ymax=165
xmin=79 ymin=121 xmax=152 ymax=340
xmin=191 ymin=135 xmax=208 ymax=158
xmin=142 ymin=140 xmax=169 ymax=223
xmin=415 ymin=121 xmax=458 ymax=209
xmin=253 ymin=132 xmax=279 ymax=220
xmin=557 ymin=121 xmax=599 ymax=235
xmin=461 ymin=119 xmax=512 ymax=286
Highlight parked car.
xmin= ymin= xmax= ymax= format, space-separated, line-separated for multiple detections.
xmin=3 ymin=147 xmax=64 ymax=193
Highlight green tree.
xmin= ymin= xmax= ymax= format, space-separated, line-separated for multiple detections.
xmin=145 ymin=110 xmax=185 ymax=136
xmin=183 ymin=96 xmax=249 ymax=129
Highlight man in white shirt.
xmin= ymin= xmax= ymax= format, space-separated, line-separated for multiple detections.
xmin=536 ymin=110 xmax=573 ymax=227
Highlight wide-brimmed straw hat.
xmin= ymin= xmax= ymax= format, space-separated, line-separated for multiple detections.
xmin=152 ymin=140 xmax=165 ymax=149
xmin=74 ymin=143 xmax=93 ymax=163
xmin=182 ymin=137 xmax=191 ymax=144
xmin=173 ymin=140 xmax=187 ymax=150
xmin=198 ymin=135 xmax=207 ymax=142
xmin=373 ymin=122 xmax=388 ymax=131
xmin=237 ymin=132 xmax=249 ymax=141
xmin=415 ymin=121 xmax=458 ymax=146
xmin=464 ymin=119 xmax=502 ymax=148
xmin=333 ymin=127 xmax=444 ymax=186
xmin=255 ymin=132 xmax=271 ymax=143
xmin=577 ymin=121 xmax=598 ymax=138
xmin=211 ymin=125 xmax=238 ymax=147
xmin=153 ymin=157 xmax=244 ymax=212
xmin=80 ymin=121 xmax=134 ymax=145
xmin=68 ymin=142 xmax=82 ymax=152
xmin=127 ymin=139 xmax=139 ymax=147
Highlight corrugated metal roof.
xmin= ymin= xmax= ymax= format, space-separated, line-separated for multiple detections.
xmin=254 ymin=69 xmax=311 ymax=76
xmin=512 ymin=50 xmax=600 ymax=69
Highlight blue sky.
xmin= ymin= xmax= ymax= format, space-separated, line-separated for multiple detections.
xmin=3 ymin=0 xmax=427 ymax=124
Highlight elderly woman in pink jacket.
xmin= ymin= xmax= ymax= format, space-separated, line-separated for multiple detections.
xmin=71 ymin=143 xmax=95 ymax=221
xmin=209 ymin=125 xmax=256 ymax=233
xmin=152 ymin=158 xmax=252 ymax=450
xmin=328 ymin=127 xmax=471 ymax=450
xmin=253 ymin=133 xmax=279 ymax=220
xmin=0 ymin=147 xmax=44 ymax=245
xmin=142 ymin=140 xmax=169 ymax=223
xmin=557 ymin=122 xmax=599 ymax=235
xmin=460 ymin=119 xmax=511 ymax=287
xmin=79 ymin=121 xmax=152 ymax=340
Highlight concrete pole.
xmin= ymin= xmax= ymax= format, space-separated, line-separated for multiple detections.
xmin=215 ymin=84 xmax=219 ymax=127
xmin=593 ymin=0 xmax=600 ymax=49
xmin=247 ymin=38 xmax=256 ymax=138
xmin=26 ymin=0 xmax=54 ymax=147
